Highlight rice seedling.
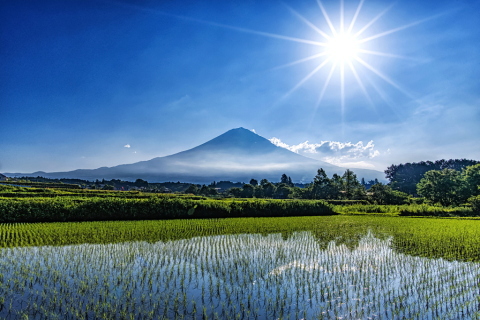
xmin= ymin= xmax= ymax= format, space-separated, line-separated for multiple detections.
xmin=0 ymin=231 xmax=479 ymax=319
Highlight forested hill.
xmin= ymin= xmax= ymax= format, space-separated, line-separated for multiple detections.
xmin=385 ymin=159 xmax=480 ymax=195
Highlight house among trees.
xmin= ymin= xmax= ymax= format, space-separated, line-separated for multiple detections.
xmin=0 ymin=173 xmax=7 ymax=181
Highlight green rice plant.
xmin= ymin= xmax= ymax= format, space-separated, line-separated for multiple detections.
xmin=0 ymin=232 xmax=479 ymax=319
xmin=399 ymin=204 xmax=475 ymax=217
xmin=1 ymin=215 xmax=479 ymax=262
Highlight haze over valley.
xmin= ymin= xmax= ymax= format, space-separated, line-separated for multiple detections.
xmin=5 ymin=128 xmax=385 ymax=184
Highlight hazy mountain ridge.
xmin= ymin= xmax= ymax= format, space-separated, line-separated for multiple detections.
xmin=5 ymin=128 xmax=385 ymax=183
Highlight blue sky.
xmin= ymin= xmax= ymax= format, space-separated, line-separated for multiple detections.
xmin=1 ymin=0 xmax=479 ymax=174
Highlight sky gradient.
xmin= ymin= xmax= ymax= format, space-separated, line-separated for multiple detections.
xmin=1 ymin=0 xmax=479 ymax=175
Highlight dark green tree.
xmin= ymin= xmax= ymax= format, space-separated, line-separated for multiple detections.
xmin=462 ymin=164 xmax=480 ymax=197
xmin=274 ymin=183 xmax=292 ymax=199
xmin=288 ymin=176 xmax=294 ymax=187
xmin=262 ymin=181 xmax=276 ymax=198
xmin=227 ymin=187 xmax=243 ymax=198
xmin=241 ymin=184 xmax=255 ymax=198
xmin=185 ymin=184 xmax=199 ymax=195
xmin=342 ymin=169 xmax=364 ymax=200
xmin=368 ymin=183 xmax=409 ymax=205
xmin=312 ymin=168 xmax=331 ymax=199
xmin=254 ymin=185 xmax=264 ymax=198
xmin=329 ymin=174 xmax=344 ymax=199
xmin=135 ymin=179 xmax=148 ymax=188
xmin=279 ymin=174 xmax=294 ymax=187
xmin=417 ymin=169 xmax=464 ymax=206
xmin=386 ymin=159 xmax=479 ymax=195
xmin=249 ymin=179 xmax=258 ymax=186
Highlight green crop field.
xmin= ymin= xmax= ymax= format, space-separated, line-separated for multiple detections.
xmin=1 ymin=216 xmax=479 ymax=319
xmin=1 ymin=186 xmax=480 ymax=319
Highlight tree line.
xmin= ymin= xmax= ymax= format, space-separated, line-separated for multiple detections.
xmin=187 ymin=161 xmax=480 ymax=208
xmin=187 ymin=170 xmax=409 ymax=205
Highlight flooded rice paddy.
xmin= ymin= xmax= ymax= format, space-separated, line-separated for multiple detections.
xmin=1 ymin=232 xmax=479 ymax=319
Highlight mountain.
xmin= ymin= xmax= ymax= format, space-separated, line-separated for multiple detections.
xmin=6 ymin=128 xmax=385 ymax=183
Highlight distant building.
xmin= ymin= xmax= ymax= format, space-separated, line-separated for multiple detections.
xmin=0 ymin=173 xmax=7 ymax=181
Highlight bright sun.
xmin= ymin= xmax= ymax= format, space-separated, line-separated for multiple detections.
xmin=262 ymin=0 xmax=428 ymax=113
xmin=325 ymin=32 xmax=360 ymax=63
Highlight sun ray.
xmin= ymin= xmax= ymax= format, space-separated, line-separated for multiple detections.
xmin=357 ymin=49 xmax=417 ymax=60
xmin=358 ymin=13 xmax=446 ymax=44
xmin=347 ymin=0 xmax=365 ymax=33
xmin=355 ymin=56 xmax=414 ymax=98
xmin=118 ymin=0 xmax=439 ymax=121
xmin=316 ymin=62 xmax=337 ymax=107
xmin=285 ymin=5 xmax=331 ymax=40
xmin=353 ymin=4 xmax=394 ymax=38
xmin=271 ymin=52 xmax=329 ymax=71
xmin=340 ymin=0 xmax=345 ymax=32
xmin=347 ymin=61 xmax=374 ymax=107
xmin=340 ymin=62 xmax=345 ymax=123
xmin=316 ymin=0 xmax=338 ymax=36
xmin=110 ymin=1 xmax=329 ymax=47
xmin=281 ymin=58 xmax=332 ymax=101
xmin=309 ymin=62 xmax=337 ymax=129
xmin=203 ymin=23 xmax=328 ymax=47
xmin=362 ymin=72 xmax=403 ymax=119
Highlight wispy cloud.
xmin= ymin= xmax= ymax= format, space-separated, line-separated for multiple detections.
xmin=269 ymin=137 xmax=381 ymax=169
xmin=124 ymin=144 xmax=131 ymax=148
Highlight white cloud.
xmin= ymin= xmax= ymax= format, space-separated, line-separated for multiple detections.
xmin=124 ymin=144 xmax=131 ymax=148
xmin=269 ymin=137 xmax=381 ymax=169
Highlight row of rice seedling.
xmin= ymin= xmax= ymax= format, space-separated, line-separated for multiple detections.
xmin=1 ymin=232 xmax=478 ymax=319
xmin=1 ymin=215 xmax=479 ymax=262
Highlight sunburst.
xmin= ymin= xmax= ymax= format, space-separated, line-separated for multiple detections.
xmin=120 ymin=0 xmax=437 ymax=116
xmin=257 ymin=0 xmax=441 ymax=121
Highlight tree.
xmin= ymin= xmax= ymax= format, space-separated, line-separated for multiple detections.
xmin=385 ymin=159 xmax=479 ymax=195
xmin=227 ymin=187 xmax=243 ymax=198
xmin=329 ymin=174 xmax=344 ymax=200
xmin=249 ymin=179 xmax=258 ymax=186
xmin=312 ymin=168 xmax=331 ymax=199
xmin=254 ymin=185 xmax=264 ymax=198
xmin=462 ymin=164 xmax=480 ymax=198
xmin=185 ymin=184 xmax=199 ymax=195
xmin=135 ymin=179 xmax=148 ymax=188
xmin=368 ymin=183 xmax=409 ymax=205
xmin=279 ymin=174 xmax=294 ymax=187
xmin=241 ymin=184 xmax=255 ymax=198
xmin=417 ymin=169 xmax=464 ymax=206
xmin=342 ymin=169 xmax=364 ymax=200
xmin=288 ymin=176 xmax=294 ymax=187
xmin=274 ymin=183 xmax=292 ymax=199
xmin=292 ymin=186 xmax=311 ymax=199
xmin=262 ymin=181 xmax=276 ymax=198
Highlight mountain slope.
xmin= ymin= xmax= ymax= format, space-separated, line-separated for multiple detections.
xmin=6 ymin=128 xmax=385 ymax=183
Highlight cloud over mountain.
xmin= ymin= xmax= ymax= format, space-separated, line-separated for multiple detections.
xmin=6 ymin=128 xmax=385 ymax=183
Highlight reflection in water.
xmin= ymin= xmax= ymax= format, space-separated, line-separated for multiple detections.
xmin=0 ymin=232 xmax=479 ymax=319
